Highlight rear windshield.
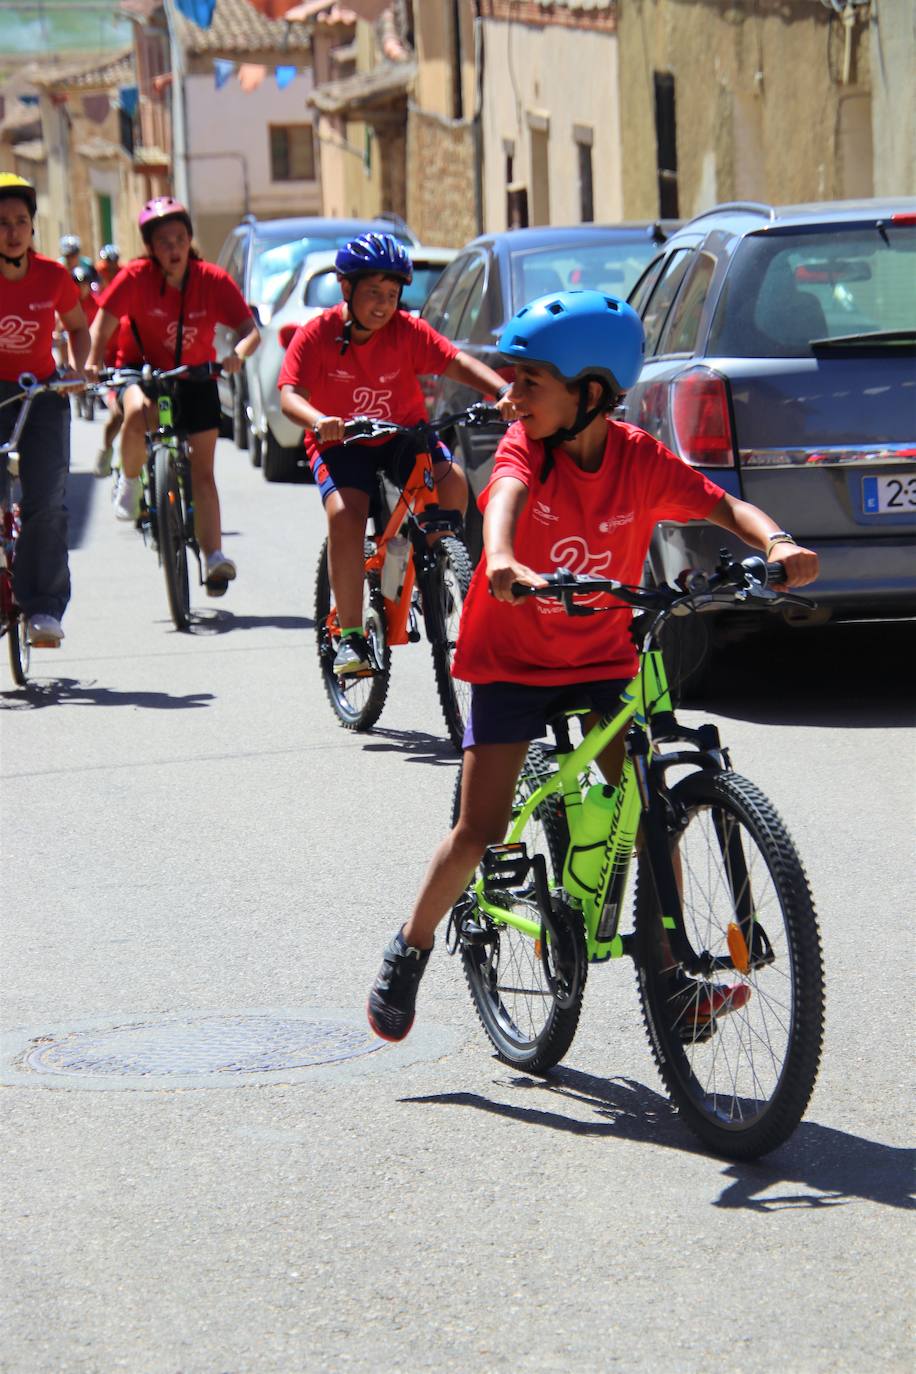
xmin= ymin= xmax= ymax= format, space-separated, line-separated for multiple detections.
xmin=510 ymin=239 xmax=659 ymax=312
xmin=708 ymin=225 xmax=916 ymax=358
xmin=251 ymin=234 xmax=338 ymax=306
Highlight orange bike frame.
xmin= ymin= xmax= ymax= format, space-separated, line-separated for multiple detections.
xmin=359 ymin=442 xmax=440 ymax=647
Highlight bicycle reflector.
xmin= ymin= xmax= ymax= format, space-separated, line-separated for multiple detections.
xmin=670 ymin=367 xmax=735 ymax=467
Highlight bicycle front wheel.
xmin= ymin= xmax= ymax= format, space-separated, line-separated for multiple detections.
xmin=6 ymin=612 xmax=29 ymax=685
xmin=155 ymin=446 xmax=190 ymax=631
xmin=314 ymin=538 xmax=390 ymax=732
xmin=635 ymin=770 xmax=824 ymax=1159
xmin=424 ymin=535 xmax=472 ymax=752
xmin=456 ymin=745 xmax=586 ymax=1072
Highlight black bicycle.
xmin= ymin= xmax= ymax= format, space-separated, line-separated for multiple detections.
xmin=96 ymin=363 xmax=223 ymax=631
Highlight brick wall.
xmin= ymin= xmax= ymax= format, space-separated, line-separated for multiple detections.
xmin=406 ymin=107 xmax=478 ymax=249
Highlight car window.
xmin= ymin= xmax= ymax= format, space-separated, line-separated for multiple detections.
xmin=510 ymin=240 xmax=659 ymax=312
xmin=628 ymin=254 xmax=666 ymax=316
xmin=708 ymin=225 xmax=916 ymax=358
xmin=640 ymin=249 xmax=694 ymax=355
xmin=656 ymin=250 xmax=716 ymax=354
xmin=304 ymin=269 xmax=342 ymax=310
xmin=436 ymin=258 xmax=486 ymax=341
xmin=221 ymin=234 xmax=245 ymax=288
xmin=250 ymin=235 xmax=339 ymax=306
xmin=421 ymin=254 xmax=472 ymax=331
xmin=401 ymin=263 xmax=450 ymax=313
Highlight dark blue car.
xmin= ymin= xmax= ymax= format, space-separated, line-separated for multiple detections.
xmin=419 ymin=222 xmax=678 ymax=559
xmin=620 ymin=198 xmax=916 ymax=687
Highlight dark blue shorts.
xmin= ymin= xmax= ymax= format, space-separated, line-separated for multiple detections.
xmin=462 ymin=678 xmax=633 ymax=750
xmin=311 ymin=434 xmax=452 ymax=505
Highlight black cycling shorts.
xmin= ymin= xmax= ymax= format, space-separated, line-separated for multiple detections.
xmin=172 ymin=377 xmax=221 ymax=436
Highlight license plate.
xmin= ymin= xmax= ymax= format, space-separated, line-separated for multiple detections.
xmin=861 ymin=473 xmax=916 ymax=514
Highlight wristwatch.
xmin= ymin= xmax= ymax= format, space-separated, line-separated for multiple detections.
xmin=496 ymin=383 xmax=512 ymax=400
xmin=765 ymin=530 xmax=797 ymax=554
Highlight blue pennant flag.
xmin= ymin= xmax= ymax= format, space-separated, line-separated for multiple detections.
xmin=118 ymin=85 xmax=139 ymax=117
xmin=175 ymin=0 xmax=216 ymax=27
xmin=214 ymin=59 xmax=235 ymax=90
xmin=275 ymin=65 xmax=297 ymax=90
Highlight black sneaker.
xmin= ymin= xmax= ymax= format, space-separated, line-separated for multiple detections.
xmin=333 ymin=633 xmax=373 ymax=677
xmin=367 ymin=930 xmax=433 ymax=1042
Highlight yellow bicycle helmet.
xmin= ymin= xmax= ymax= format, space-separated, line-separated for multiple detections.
xmin=0 ymin=173 xmax=37 ymax=218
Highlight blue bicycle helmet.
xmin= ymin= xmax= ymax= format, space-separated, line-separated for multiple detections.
xmin=334 ymin=232 xmax=413 ymax=283
xmin=498 ymin=289 xmax=644 ymax=394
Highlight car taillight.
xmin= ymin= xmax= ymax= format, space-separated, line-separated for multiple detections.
xmin=890 ymin=213 xmax=916 ymax=225
xmin=670 ymin=368 xmax=735 ymax=467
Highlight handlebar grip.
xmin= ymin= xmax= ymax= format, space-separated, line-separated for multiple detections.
xmin=766 ymin=561 xmax=787 ymax=584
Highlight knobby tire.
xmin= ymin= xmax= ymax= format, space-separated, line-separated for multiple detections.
xmin=455 ymin=744 xmax=587 ymax=1072
xmin=155 ymin=446 xmax=191 ymax=631
xmin=425 ymin=535 xmax=473 ymax=753
xmin=314 ymin=537 xmax=390 ymax=732
xmin=635 ymin=769 xmax=824 ymax=1159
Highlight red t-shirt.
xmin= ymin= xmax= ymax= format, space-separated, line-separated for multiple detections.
xmin=80 ymin=291 xmax=99 ymax=327
xmin=98 ymin=257 xmax=251 ymax=370
xmin=452 ymin=420 xmax=725 ymax=685
xmin=0 ymin=252 xmax=80 ymax=382
xmin=277 ymin=304 xmax=459 ymax=460
xmin=112 ymin=315 xmax=141 ymax=368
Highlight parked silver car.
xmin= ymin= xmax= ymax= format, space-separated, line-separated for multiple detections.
xmin=250 ymin=245 xmax=457 ymax=481
xmin=214 ymin=214 xmax=417 ymax=459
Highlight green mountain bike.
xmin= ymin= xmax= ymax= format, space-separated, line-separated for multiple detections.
xmin=448 ymin=553 xmax=825 ymax=1159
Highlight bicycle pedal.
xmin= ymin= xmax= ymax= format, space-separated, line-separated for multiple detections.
xmin=205 ymin=577 xmax=229 ymax=598
xmin=29 ymin=638 xmax=60 ymax=649
xmin=481 ymin=842 xmax=531 ymax=891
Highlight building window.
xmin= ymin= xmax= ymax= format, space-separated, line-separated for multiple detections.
xmin=575 ymin=126 xmax=594 ymax=223
xmin=653 ymin=72 xmax=679 ymax=218
xmin=269 ymin=125 xmax=316 ymax=182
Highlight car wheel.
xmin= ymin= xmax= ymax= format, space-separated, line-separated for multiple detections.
xmin=262 ymin=429 xmax=302 ymax=483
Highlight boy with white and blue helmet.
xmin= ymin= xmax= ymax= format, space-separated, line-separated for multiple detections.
xmin=278 ymin=232 xmax=514 ymax=676
xmin=367 ymin=288 xmax=818 ymax=1042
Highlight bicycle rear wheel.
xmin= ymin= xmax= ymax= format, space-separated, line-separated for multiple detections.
xmin=425 ymin=535 xmax=472 ymax=752
xmin=314 ymin=537 xmax=390 ymax=732
xmin=155 ymin=446 xmax=190 ymax=631
xmin=455 ymin=745 xmax=586 ymax=1072
xmin=5 ymin=613 xmax=28 ymax=685
xmin=635 ymin=769 xmax=824 ymax=1159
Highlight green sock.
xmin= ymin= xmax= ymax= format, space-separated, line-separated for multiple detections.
xmin=340 ymin=626 xmax=363 ymax=639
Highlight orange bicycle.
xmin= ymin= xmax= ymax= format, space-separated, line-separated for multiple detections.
xmin=314 ymin=403 xmax=500 ymax=750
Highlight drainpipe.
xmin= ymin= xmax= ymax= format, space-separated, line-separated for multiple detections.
xmin=472 ymin=1 xmax=484 ymax=234
xmin=163 ymin=0 xmax=190 ymax=206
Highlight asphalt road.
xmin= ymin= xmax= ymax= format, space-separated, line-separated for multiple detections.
xmin=2 ymin=413 xmax=913 ymax=1374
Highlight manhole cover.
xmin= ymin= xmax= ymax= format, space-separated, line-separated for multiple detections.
xmin=1 ymin=1011 xmax=389 ymax=1089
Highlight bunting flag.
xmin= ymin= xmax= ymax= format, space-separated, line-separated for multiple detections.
xmin=275 ymin=65 xmax=297 ymax=89
xmin=214 ymin=59 xmax=236 ymax=89
xmin=174 ymin=0 xmax=216 ymax=26
xmin=238 ymin=64 xmax=267 ymax=93
xmin=118 ymin=85 xmax=139 ymax=116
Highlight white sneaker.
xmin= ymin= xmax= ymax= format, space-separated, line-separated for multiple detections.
xmin=27 ymin=614 xmax=64 ymax=647
xmin=206 ymin=550 xmax=237 ymax=582
xmin=94 ymin=446 xmax=113 ymax=478
xmin=113 ymin=474 xmax=141 ymax=521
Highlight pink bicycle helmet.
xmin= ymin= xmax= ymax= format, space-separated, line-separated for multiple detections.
xmin=138 ymin=196 xmax=192 ymax=245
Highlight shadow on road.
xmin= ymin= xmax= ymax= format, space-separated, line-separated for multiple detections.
xmin=189 ymin=609 xmax=313 ymax=635
xmin=0 ymin=677 xmax=215 ymax=711
xmin=404 ymin=1068 xmax=914 ymax=1212
xmin=359 ymin=726 xmax=460 ymax=767
xmin=693 ymin=620 xmax=915 ymax=728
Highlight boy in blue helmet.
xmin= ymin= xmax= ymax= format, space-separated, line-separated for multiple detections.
xmin=367 ymin=288 xmax=819 ymax=1042
xmin=279 ymin=232 xmax=514 ymax=676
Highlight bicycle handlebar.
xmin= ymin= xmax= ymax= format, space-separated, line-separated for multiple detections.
xmin=0 ymin=372 xmax=86 ymax=457
xmin=315 ymin=401 xmax=503 ymax=447
xmin=509 ymin=553 xmax=813 ymax=620
xmin=92 ymin=361 xmax=223 ymax=392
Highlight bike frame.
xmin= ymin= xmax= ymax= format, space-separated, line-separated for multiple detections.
xmin=468 ymin=645 xmax=728 ymax=974
xmin=145 ymin=388 xmax=200 ymax=576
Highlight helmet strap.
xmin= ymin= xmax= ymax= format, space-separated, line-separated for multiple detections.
xmin=539 ymin=379 xmax=612 ymax=482
xmin=0 ymin=250 xmax=26 ymax=268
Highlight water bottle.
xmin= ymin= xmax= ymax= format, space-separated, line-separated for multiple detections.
xmin=380 ymin=535 xmax=410 ymax=602
xmin=563 ymin=784 xmax=619 ymax=899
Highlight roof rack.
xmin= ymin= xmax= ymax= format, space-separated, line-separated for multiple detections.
xmin=686 ymin=202 xmax=776 ymax=225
